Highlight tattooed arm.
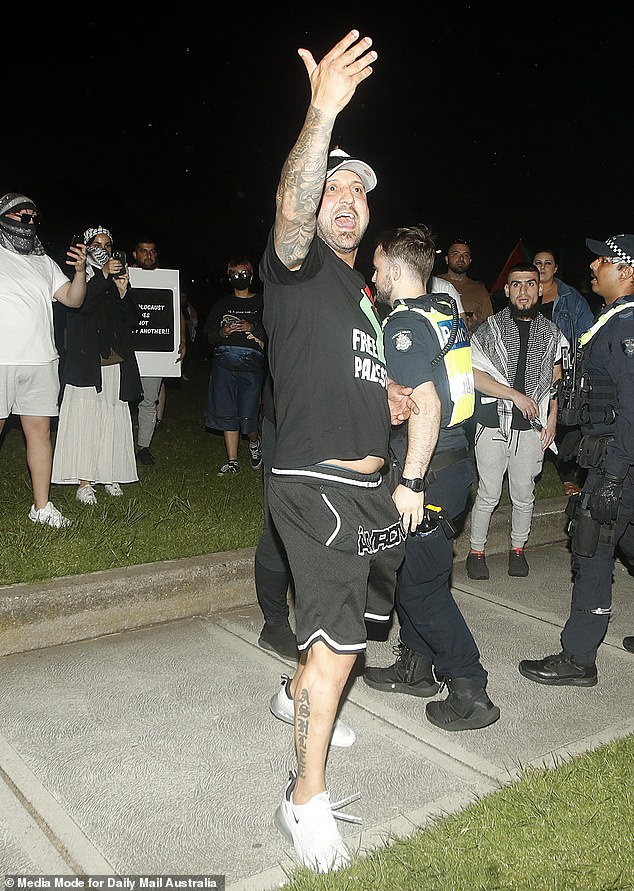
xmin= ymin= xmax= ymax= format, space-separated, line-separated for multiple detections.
xmin=274 ymin=29 xmax=377 ymax=271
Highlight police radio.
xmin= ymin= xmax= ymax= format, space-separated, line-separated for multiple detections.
xmin=558 ymin=342 xmax=580 ymax=426
xmin=557 ymin=312 xmax=582 ymax=426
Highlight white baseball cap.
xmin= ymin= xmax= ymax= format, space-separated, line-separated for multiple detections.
xmin=326 ymin=147 xmax=377 ymax=192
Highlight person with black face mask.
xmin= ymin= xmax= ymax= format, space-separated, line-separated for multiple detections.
xmin=464 ymin=262 xmax=565 ymax=579
xmin=0 ymin=192 xmax=87 ymax=527
xmin=204 ymin=258 xmax=266 ymax=475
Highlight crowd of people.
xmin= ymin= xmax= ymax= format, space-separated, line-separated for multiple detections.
xmin=2 ymin=27 xmax=634 ymax=879
xmin=250 ymin=29 xmax=634 ymax=875
xmin=0 ymin=218 xmax=188 ymax=524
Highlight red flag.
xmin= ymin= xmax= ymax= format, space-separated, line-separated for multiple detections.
xmin=490 ymin=239 xmax=533 ymax=293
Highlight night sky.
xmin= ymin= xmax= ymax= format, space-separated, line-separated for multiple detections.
xmin=7 ymin=9 xmax=633 ymax=315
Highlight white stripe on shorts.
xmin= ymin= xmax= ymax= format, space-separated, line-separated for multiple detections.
xmin=321 ymin=493 xmax=341 ymax=546
xmin=364 ymin=611 xmax=391 ymax=623
xmin=298 ymin=628 xmax=367 ymax=653
xmin=271 ymin=467 xmax=382 ymax=487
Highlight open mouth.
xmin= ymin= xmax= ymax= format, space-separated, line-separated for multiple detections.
xmin=335 ymin=211 xmax=357 ymax=230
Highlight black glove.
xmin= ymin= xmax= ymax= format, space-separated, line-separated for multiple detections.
xmin=587 ymin=473 xmax=623 ymax=525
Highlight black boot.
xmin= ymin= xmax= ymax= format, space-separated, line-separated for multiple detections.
xmin=466 ymin=550 xmax=489 ymax=580
xmin=364 ymin=642 xmax=439 ymax=697
xmin=426 ymin=677 xmax=500 ymax=731
xmin=508 ymin=547 xmax=529 ymax=577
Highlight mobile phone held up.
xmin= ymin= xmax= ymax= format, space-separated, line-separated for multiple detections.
xmin=67 ymin=234 xmax=84 ymax=268
xmin=112 ymin=250 xmax=127 ymax=278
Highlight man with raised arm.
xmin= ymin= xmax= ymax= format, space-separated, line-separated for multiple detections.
xmin=259 ymin=30 xmax=410 ymax=873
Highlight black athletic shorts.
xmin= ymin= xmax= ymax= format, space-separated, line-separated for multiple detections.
xmin=268 ymin=463 xmax=406 ymax=654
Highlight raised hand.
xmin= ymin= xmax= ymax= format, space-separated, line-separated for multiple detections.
xmin=298 ymin=30 xmax=377 ymax=118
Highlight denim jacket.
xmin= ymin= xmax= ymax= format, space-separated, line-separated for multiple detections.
xmin=552 ymin=278 xmax=595 ymax=346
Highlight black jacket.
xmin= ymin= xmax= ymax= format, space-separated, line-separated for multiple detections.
xmin=61 ymin=271 xmax=143 ymax=403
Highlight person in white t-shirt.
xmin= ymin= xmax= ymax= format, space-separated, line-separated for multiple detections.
xmin=0 ymin=193 xmax=87 ymax=527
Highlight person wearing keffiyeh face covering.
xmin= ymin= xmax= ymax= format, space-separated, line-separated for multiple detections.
xmin=51 ymin=227 xmax=143 ymax=505
xmin=0 ymin=192 xmax=87 ymax=528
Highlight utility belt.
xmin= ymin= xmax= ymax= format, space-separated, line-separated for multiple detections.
xmin=426 ymin=448 xmax=470 ymax=485
xmin=383 ymin=446 xmax=469 ymax=494
xmin=576 ymin=434 xmax=614 ymax=470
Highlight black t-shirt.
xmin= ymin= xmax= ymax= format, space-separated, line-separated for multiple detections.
xmin=260 ymin=230 xmax=390 ymax=468
xmin=477 ymin=318 xmax=531 ymax=430
xmin=540 ymin=301 xmax=554 ymax=321
xmin=384 ymin=297 xmax=469 ymax=466
xmin=204 ymin=292 xmax=266 ymax=372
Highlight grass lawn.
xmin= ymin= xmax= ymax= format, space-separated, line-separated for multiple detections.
xmin=0 ymin=357 xmax=264 ymax=586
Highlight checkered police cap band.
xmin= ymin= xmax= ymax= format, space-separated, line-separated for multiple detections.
xmin=605 ymin=236 xmax=634 ymax=266
xmin=586 ymin=234 xmax=634 ymax=266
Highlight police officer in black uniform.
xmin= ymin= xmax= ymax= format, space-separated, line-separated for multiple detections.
xmin=364 ymin=225 xmax=500 ymax=731
xmin=520 ymin=234 xmax=634 ymax=685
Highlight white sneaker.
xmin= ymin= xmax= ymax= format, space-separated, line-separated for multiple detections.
xmin=104 ymin=483 xmax=123 ymax=497
xmin=269 ymin=675 xmax=356 ymax=747
xmin=76 ymin=484 xmax=97 ymax=505
xmin=249 ymin=436 xmax=263 ymax=469
xmin=274 ymin=771 xmax=359 ymax=873
xmin=28 ymin=502 xmax=71 ymax=528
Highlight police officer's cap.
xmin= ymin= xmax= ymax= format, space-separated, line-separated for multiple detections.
xmin=585 ymin=234 xmax=634 ymax=267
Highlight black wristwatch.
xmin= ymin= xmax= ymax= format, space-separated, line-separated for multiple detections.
xmin=399 ymin=477 xmax=426 ymax=493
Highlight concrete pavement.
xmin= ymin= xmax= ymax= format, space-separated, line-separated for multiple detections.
xmin=1 ymin=503 xmax=633 ymax=889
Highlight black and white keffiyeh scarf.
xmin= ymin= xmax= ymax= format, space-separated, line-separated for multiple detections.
xmin=470 ymin=307 xmax=562 ymax=439
xmin=0 ymin=192 xmax=45 ymax=255
xmin=83 ymin=226 xmax=113 ymax=277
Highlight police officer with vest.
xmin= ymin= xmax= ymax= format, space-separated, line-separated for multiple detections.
xmin=364 ymin=225 xmax=500 ymax=731
xmin=520 ymin=234 xmax=634 ymax=686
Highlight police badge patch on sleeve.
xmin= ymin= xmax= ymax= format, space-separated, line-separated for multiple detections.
xmin=392 ymin=329 xmax=413 ymax=352
xmin=621 ymin=338 xmax=634 ymax=356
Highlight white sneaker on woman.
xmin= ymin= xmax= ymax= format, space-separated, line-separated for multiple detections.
xmin=28 ymin=502 xmax=71 ymax=528
xmin=76 ymin=484 xmax=97 ymax=505
xmin=104 ymin=483 xmax=123 ymax=497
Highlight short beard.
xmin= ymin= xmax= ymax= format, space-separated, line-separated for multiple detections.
xmin=317 ymin=216 xmax=367 ymax=256
xmin=374 ymin=287 xmax=392 ymax=307
xmin=510 ymin=302 xmax=540 ymax=321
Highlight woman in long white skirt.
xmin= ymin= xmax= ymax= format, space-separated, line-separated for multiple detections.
xmin=52 ymin=226 xmax=143 ymax=505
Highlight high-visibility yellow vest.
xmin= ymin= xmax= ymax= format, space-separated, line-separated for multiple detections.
xmin=578 ymin=301 xmax=634 ymax=347
xmin=384 ymin=298 xmax=475 ymax=426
